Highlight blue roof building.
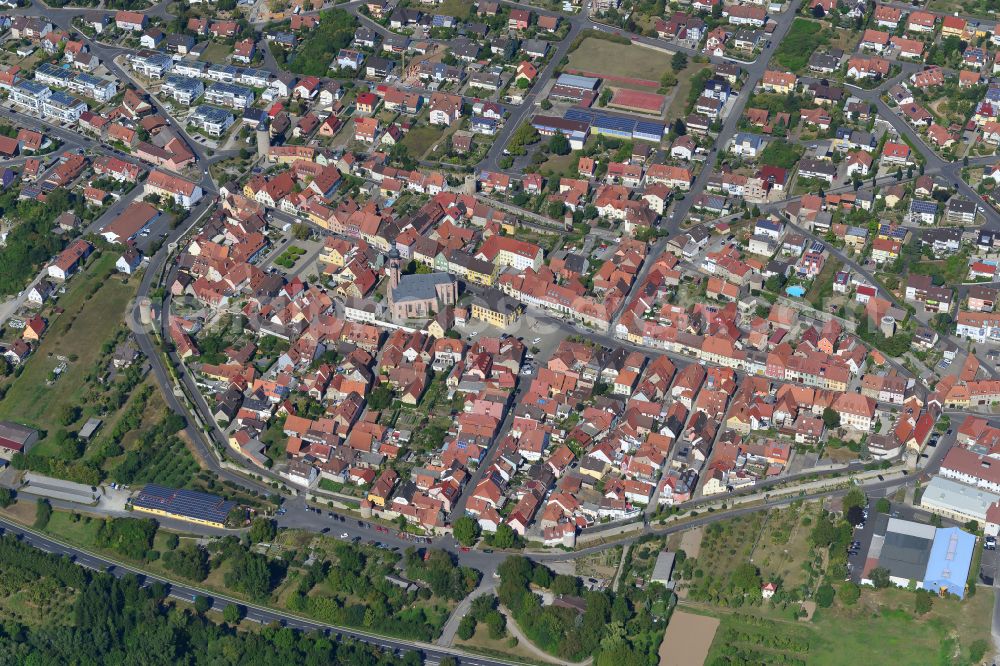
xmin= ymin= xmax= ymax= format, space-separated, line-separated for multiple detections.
xmin=923 ymin=527 xmax=976 ymax=598
xmin=555 ymin=73 xmax=600 ymax=91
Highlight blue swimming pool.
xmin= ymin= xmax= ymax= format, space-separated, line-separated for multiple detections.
xmin=785 ymin=285 xmax=806 ymax=297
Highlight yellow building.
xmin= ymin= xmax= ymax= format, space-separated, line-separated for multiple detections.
xmin=448 ymin=252 xmax=497 ymax=287
xmin=471 ymin=288 xmax=523 ymax=329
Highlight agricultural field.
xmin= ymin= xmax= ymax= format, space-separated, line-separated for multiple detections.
xmin=660 ymin=611 xmax=718 ymax=666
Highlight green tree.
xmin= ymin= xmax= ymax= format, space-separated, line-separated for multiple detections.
xmin=193 ymin=595 xmax=212 ymax=614
xmin=870 ymin=567 xmax=892 ymax=589
xmin=453 ymin=516 xmax=481 ymax=547
xmin=810 ymin=518 xmax=839 ymax=547
xmin=839 ymin=582 xmax=861 ymax=605
xmin=506 ymin=124 xmax=539 ymax=156
xmin=492 ymin=523 xmax=517 ymax=549
xmin=730 ymin=562 xmax=761 ymax=593
xmin=58 ymin=404 xmax=80 ymax=426
xmin=368 ymin=385 xmax=394 ymax=411
xmin=671 ymin=51 xmax=688 ymax=70
xmin=914 ymin=589 xmax=933 ymax=614
xmin=223 ymin=602 xmax=244 ymax=624
xmin=0 ymin=487 xmax=14 ymax=508
xmin=485 ymin=610 xmax=506 ymax=639
xmin=843 ymin=487 xmax=867 ymax=512
xmin=822 ymin=407 xmax=841 ymax=428
xmin=551 ymin=574 xmax=579 ymax=596
xmin=249 ymin=517 xmax=278 ymax=544
xmin=815 ymin=584 xmax=835 ymax=608
xmin=34 ymin=499 xmax=52 ymax=530
xmin=162 ymin=543 xmax=210 ymax=581
xmin=969 ymin=639 xmax=989 ymax=662
xmin=225 ymin=550 xmax=277 ymax=601
xmin=549 ymin=133 xmax=570 ymax=155
xmin=457 ymin=614 xmax=477 ymax=640
xmin=875 ymin=498 xmax=891 ymax=513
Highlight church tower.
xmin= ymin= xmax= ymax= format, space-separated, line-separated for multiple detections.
xmin=388 ymin=248 xmax=401 ymax=290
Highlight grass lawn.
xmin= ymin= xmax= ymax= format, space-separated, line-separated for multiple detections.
xmin=454 ymin=622 xmax=550 ymax=664
xmin=665 ymin=63 xmax=711 ymax=121
xmin=200 ymin=42 xmax=233 ymax=64
xmin=0 ymin=252 xmax=136 ymax=437
xmin=773 ymin=18 xmax=827 ymax=73
xmin=805 ymin=258 xmax=842 ymax=311
xmin=812 ymin=586 xmax=992 ymax=665
xmin=537 ymin=150 xmax=579 ymax=179
xmin=400 ymin=124 xmax=449 ymax=159
xmin=908 ymin=249 xmax=970 ymax=287
xmin=435 ymin=0 xmax=473 ymax=18
xmin=114 ymin=383 xmax=167 ymax=454
xmin=566 ymin=38 xmax=673 ymax=87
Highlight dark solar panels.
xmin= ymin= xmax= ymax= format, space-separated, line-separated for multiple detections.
xmin=133 ymin=484 xmax=237 ymax=524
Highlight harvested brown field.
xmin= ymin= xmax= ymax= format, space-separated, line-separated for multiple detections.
xmin=659 ymin=610 xmax=718 ymax=666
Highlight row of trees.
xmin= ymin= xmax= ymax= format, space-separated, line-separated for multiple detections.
xmin=0 ymin=534 xmax=420 ymax=665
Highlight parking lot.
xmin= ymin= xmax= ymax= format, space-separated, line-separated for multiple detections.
xmin=845 ymin=502 xmax=878 ymax=582
xmin=980 ymin=545 xmax=997 ymax=586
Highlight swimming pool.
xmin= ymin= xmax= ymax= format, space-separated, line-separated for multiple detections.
xmin=785 ymin=285 xmax=806 ymax=297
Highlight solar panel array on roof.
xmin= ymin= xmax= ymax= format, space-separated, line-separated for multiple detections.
xmin=565 ymin=108 xmax=600 ymax=125
xmin=565 ymin=108 xmax=664 ymax=141
xmin=132 ymin=484 xmax=237 ymax=524
xmin=635 ymin=120 xmax=666 ymax=137
xmin=48 ymin=90 xmax=80 ymax=107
